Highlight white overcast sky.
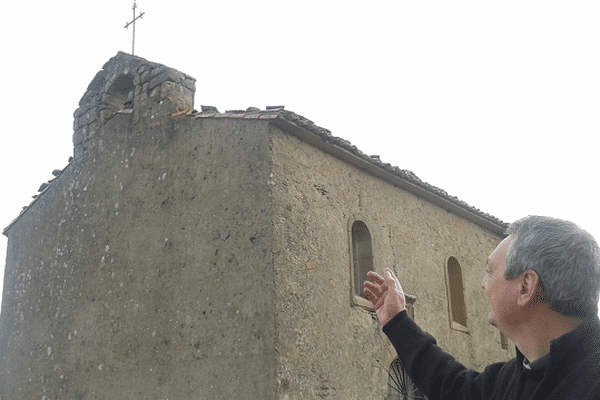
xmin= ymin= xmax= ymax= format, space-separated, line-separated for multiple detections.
xmin=1 ymin=1 xmax=599 ymax=314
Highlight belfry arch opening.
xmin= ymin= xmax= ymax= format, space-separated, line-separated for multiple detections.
xmin=105 ymin=73 xmax=135 ymax=110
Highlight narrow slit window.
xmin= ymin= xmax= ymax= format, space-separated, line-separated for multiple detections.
xmin=500 ymin=331 xmax=509 ymax=351
xmin=405 ymin=294 xmax=417 ymax=320
xmin=446 ymin=256 xmax=468 ymax=331
xmin=352 ymin=221 xmax=373 ymax=297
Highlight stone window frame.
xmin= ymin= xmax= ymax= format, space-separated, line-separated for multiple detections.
xmin=500 ymin=331 xmax=510 ymax=351
xmin=348 ymin=215 xmax=375 ymax=308
xmin=444 ymin=256 xmax=470 ymax=333
xmin=347 ymin=215 xmax=418 ymax=316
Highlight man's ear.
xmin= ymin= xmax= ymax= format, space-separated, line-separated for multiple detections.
xmin=517 ymin=270 xmax=542 ymax=308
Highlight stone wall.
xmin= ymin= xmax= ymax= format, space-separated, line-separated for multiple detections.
xmin=269 ymin=127 xmax=512 ymax=399
xmin=1 ymin=96 xmax=278 ymax=398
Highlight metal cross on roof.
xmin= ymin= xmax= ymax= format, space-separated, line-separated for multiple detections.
xmin=124 ymin=0 xmax=145 ymax=56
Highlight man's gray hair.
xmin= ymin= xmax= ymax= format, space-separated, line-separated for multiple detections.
xmin=505 ymin=215 xmax=600 ymax=319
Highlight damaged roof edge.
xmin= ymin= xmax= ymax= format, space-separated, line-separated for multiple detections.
xmin=271 ymin=115 xmax=508 ymax=237
xmin=4 ymin=106 xmax=508 ymax=238
xmin=2 ymin=163 xmax=72 ymax=237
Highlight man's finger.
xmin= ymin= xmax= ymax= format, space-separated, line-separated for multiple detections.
xmin=363 ymin=281 xmax=384 ymax=297
xmin=363 ymin=287 xmax=375 ymax=300
xmin=363 ymin=281 xmax=380 ymax=292
xmin=384 ymin=268 xmax=405 ymax=295
xmin=366 ymin=271 xmax=384 ymax=284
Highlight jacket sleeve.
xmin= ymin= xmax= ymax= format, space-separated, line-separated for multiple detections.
xmin=382 ymin=311 xmax=507 ymax=400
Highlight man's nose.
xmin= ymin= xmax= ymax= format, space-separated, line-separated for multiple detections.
xmin=481 ymin=275 xmax=488 ymax=291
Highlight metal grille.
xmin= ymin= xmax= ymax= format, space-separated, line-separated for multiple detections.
xmin=387 ymin=358 xmax=428 ymax=400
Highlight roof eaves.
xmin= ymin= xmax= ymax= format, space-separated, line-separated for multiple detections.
xmin=270 ymin=111 xmax=509 ymax=236
xmin=6 ymin=107 xmax=507 ymax=236
xmin=174 ymin=106 xmax=507 ymax=235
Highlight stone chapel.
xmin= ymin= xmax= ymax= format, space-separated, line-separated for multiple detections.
xmin=0 ymin=52 xmax=513 ymax=399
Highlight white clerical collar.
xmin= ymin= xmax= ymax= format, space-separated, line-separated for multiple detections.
xmin=523 ymin=353 xmax=550 ymax=370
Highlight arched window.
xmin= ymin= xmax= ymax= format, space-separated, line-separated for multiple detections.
xmin=105 ymin=73 xmax=135 ymax=110
xmin=351 ymin=220 xmax=373 ymax=298
xmin=446 ymin=256 xmax=468 ymax=332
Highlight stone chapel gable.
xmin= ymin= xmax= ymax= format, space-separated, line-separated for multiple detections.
xmin=73 ymin=51 xmax=196 ymax=160
xmin=1 ymin=52 xmax=510 ymax=399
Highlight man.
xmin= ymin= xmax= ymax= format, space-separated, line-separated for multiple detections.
xmin=364 ymin=216 xmax=600 ymax=400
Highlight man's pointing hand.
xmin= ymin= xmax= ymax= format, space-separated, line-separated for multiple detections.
xmin=363 ymin=268 xmax=406 ymax=326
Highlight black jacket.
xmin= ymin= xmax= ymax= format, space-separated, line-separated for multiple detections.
xmin=383 ymin=311 xmax=600 ymax=400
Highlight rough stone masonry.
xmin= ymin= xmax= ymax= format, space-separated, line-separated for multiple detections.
xmin=1 ymin=52 xmax=511 ymax=399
